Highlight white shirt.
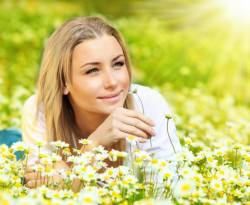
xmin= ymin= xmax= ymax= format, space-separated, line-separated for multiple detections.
xmin=127 ymin=84 xmax=182 ymax=160
xmin=21 ymin=83 xmax=182 ymax=163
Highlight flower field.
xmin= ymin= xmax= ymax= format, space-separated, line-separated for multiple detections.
xmin=0 ymin=131 xmax=250 ymax=204
xmin=1 ymin=85 xmax=250 ymax=204
xmin=0 ymin=0 xmax=250 ymax=204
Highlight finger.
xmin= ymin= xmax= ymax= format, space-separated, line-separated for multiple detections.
xmin=135 ymin=137 xmax=147 ymax=143
xmin=24 ymin=172 xmax=37 ymax=180
xmin=117 ymin=130 xmax=148 ymax=143
xmin=121 ymin=116 xmax=156 ymax=137
xmin=25 ymin=172 xmax=46 ymax=186
xmin=117 ymin=121 xmax=149 ymax=139
xmin=25 ymin=167 xmax=36 ymax=173
xmin=25 ymin=179 xmax=43 ymax=189
xmin=54 ymin=160 xmax=69 ymax=170
xmin=122 ymin=109 xmax=155 ymax=127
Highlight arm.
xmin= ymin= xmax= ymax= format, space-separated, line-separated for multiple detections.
xmin=132 ymin=87 xmax=182 ymax=160
xmin=131 ymin=86 xmax=182 ymax=185
xmin=21 ymin=96 xmax=71 ymax=188
xmin=149 ymin=89 xmax=182 ymax=159
xmin=21 ymin=95 xmax=51 ymax=164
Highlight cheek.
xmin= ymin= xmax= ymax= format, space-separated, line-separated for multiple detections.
xmin=122 ymin=69 xmax=130 ymax=88
xmin=77 ymin=80 xmax=100 ymax=98
xmin=118 ymin=67 xmax=130 ymax=83
xmin=70 ymin=77 xmax=99 ymax=99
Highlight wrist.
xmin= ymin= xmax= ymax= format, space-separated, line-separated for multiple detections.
xmin=88 ymin=139 xmax=100 ymax=149
xmin=54 ymin=160 xmax=69 ymax=170
xmin=87 ymin=135 xmax=100 ymax=147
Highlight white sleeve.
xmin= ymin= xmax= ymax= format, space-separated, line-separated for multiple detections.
xmin=21 ymin=95 xmax=51 ymax=164
xmin=150 ymin=90 xmax=182 ymax=160
xmin=135 ymin=88 xmax=182 ymax=161
xmin=130 ymin=86 xmax=182 ymax=184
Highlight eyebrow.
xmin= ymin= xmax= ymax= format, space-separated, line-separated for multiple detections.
xmin=80 ymin=54 xmax=124 ymax=68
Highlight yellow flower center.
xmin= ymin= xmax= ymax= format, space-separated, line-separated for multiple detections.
xmin=181 ymin=183 xmax=191 ymax=192
xmin=83 ymin=196 xmax=94 ymax=203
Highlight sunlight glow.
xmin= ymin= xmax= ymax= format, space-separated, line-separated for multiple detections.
xmin=216 ymin=0 xmax=250 ymax=24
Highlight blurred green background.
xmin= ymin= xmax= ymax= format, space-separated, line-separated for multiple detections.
xmin=0 ymin=0 xmax=249 ymax=146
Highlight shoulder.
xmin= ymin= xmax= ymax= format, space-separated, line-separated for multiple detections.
xmin=129 ymin=83 xmax=182 ymax=156
xmin=22 ymin=94 xmax=44 ymax=113
xmin=21 ymin=94 xmax=46 ymax=142
xmin=130 ymin=83 xmax=159 ymax=97
xmin=130 ymin=83 xmax=167 ymax=102
xmin=23 ymin=94 xmax=36 ymax=105
xmin=130 ymin=83 xmax=172 ymax=114
xmin=22 ymin=94 xmax=37 ymax=114
xmin=22 ymin=94 xmax=45 ymax=126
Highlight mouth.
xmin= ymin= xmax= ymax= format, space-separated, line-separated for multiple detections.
xmin=97 ymin=90 xmax=123 ymax=103
xmin=98 ymin=90 xmax=123 ymax=99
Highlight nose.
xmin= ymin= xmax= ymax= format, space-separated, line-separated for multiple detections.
xmin=103 ymin=69 xmax=118 ymax=89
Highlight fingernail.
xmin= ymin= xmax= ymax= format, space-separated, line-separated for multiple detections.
xmin=140 ymin=139 xmax=147 ymax=143
xmin=151 ymin=120 xmax=155 ymax=126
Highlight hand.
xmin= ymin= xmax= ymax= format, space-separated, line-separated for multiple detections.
xmin=88 ymin=107 xmax=156 ymax=148
xmin=24 ymin=160 xmax=69 ymax=189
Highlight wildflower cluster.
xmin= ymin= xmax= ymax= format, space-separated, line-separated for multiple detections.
xmin=162 ymin=85 xmax=250 ymax=147
xmin=0 ymin=135 xmax=249 ymax=204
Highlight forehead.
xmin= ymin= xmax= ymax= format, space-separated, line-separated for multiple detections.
xmin=72 ymin=34 xmax=124 ymax=63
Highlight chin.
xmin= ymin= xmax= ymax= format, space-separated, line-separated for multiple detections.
xmin=100 ymin=101 xmax=125 ymax=115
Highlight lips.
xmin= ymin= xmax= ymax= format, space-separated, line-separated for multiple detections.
xmin=98 ymin=90 xmax=122 ymax=99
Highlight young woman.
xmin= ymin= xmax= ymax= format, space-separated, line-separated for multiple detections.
xmin=22 ymin=16 xmax=182 ymax=188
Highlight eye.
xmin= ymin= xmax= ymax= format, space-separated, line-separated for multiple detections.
xmin=113 ymin=61 xmax=125 ymax=67
xmin=86 ymin=68 xmax=99 ymax=74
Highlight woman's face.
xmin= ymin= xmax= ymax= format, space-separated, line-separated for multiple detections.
xmin=67 ymin=34 xmax=130 ymax=116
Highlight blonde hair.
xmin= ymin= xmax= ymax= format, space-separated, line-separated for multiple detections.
xmin=36 ymin=16 xmax=133 ymax=148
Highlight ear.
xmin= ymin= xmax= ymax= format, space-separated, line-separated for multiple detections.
xmin=63 ymin=87 xmax=69 ymax=95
